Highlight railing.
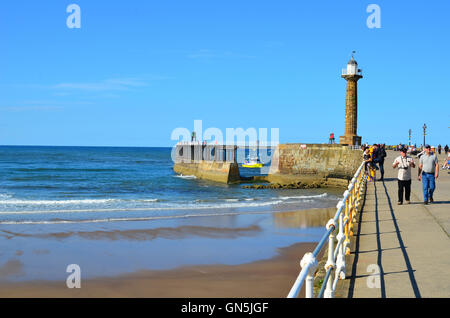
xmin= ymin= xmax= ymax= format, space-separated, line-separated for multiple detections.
xmin=287 ymin=162 xmax=368 ymax=298
xmin=342 ymin=68 xmax=363 ymax=76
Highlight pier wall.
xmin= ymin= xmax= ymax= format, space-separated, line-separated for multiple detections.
xmin=173 ymin=144 xmax=240 ymax=184
xmin=267 ymin=144 xmax=362 ymax=186
xmin=174 ymin=161 xmax=241 ymax=184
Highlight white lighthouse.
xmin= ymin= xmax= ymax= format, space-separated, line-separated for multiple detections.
xmin=347 ymin=57 xmax=357 ymax=75
xmin=340 ymin=54 xmax=363 ymax=146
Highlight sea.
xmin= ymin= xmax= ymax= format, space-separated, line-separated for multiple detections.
xmin=0 ymin=146 xmax=342 ymax=225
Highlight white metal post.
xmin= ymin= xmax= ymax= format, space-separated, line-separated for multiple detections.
xmin=324 ymin=219 xmax=336 ymax=298
xmin=300 ymin=253 xmax=318 ymax=298
xmin=335 ymin=196 xmax=347 ymax=281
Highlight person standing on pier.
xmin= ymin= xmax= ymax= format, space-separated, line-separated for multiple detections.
xmin=377 ymin=144 xmax=387 ymax=181
xmin=393 ymin=148 xmax=416 ymax=205
xmin=329 ymin=133 xmax=335 ymax=144
xmin=418 ymin=145 xmax=439 ymax=204
xmin=363 ymin=147 xmax=375 ymax=181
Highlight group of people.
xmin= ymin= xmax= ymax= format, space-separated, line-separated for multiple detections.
xmin=437 ymin=144 xmax=449 ymax=155
xmin=393 ymin=145 xmax=439 ymax=205
xmin=363 ymin=143 xmax=440 ymax=205
xmin=362 ymin=144 xmax=387 ymax=181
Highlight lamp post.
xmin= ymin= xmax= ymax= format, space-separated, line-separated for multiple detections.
xmin=422 ymin=124 xmax=427 ymax=148
xmin=409 ymin=129 xmax=412 ymax=147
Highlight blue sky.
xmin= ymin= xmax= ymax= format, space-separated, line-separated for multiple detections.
xmin=0 ymin=0 xmax=449 ymax=147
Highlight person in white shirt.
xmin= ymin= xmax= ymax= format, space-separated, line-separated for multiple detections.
xmin=393 ymin=148 xmax=416 ymax=205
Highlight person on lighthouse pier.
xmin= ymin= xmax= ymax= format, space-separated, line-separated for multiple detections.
xmin=393 ymin=148 xmax=416 ymax=205
xmin=418 ymin=145 xmax=439 ymax=205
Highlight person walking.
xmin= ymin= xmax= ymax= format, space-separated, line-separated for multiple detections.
xmin=445 ymin=144 xmax=449 ymax=155
xmin=378 ymin=144 xmax=387 ymax=181
xmin=438 ymin=144 xmax=442 ymax=155
xmin=393 ymin=147 xmax=415 ymax=205
xmin=418 ymin=145 xmax=439 ymax=205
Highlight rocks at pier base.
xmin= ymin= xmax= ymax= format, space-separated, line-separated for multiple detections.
xmin=243 ymin=181 xmax=326 ymax=190
xmin=242 ymin=177 xmax=350 ymax=190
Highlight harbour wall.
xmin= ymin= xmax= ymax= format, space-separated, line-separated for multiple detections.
xmin=267 ymin=144 xmax=362 ymax=187
xmin=174 ymin=161 xmax=241 ymax=184
xmin=173 ymin=143 xmax=241 ymax=184
xmin=172 ymin=143 xmax=362 ymax=186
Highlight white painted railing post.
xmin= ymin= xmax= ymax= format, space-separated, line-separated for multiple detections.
xmin=335 ymin=197 xmax=347 ymax=281
xmin=300 ymin=252 xmax=318 ymax=298
xmin=324 ymin=219 xmax=336 ymax=298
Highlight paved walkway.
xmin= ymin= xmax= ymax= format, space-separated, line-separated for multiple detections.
xmin=343 ymin=150 xmax=450 ymax=298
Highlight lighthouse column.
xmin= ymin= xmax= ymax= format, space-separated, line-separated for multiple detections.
xmin=340 ymin=56 xmax=363 ymax=146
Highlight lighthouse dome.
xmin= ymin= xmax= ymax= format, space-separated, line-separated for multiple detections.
xmin=348 ymin=57 xmax=358 ymax=65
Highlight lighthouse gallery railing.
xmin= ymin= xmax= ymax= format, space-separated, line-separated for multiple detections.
xmin=287 ymin=161 xmax=367 ymax=298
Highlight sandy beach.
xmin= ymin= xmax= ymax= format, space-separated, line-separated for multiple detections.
xmin=0 ymin=207 xmax=336 ymax=298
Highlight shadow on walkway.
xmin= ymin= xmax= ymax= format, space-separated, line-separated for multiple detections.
xmin=347 ymin=180 xmax=422 ymax=298
xmin=381 ymin=180 xmax=421 ymax=298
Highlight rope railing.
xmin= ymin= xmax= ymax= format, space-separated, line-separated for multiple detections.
xmin=287 ymin=162 xmax=368 ymax=298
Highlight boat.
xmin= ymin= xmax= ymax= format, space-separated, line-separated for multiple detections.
xmin=242 ymin=157 xmax=264 ymax=168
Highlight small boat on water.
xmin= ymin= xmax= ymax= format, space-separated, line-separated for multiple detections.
xmin=242 ymin=157 xmax=264 ymax=168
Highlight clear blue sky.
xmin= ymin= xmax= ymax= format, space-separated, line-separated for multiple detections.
xmin=0 ymin=0 xmax=449 ymax=147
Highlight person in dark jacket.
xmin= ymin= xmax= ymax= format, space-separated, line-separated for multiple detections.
xmin=377 ymin=144 xmax=387 ymax=181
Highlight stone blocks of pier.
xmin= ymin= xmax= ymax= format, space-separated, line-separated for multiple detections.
xmin=267 ymin=144 xmax=362 ymax=186
xmin=173 ymin=144 xmax=240 ymax=184
xmin=174 ymin=161 xmax=241 ymax=184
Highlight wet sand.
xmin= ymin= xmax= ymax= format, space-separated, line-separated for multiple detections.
xmin=0 ymin=242 xmax=316 ymax=298
xmin=0 ymin=207 xmax=336 ymax=298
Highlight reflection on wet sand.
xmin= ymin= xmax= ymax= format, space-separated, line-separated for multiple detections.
xmin=0 ymin=225 xmax=262 ymax=241
xmin=0 ymin=207 xmax=337 ymax=295
xmin=273 ymin=208 xmax=336 ymax=229
xmin=0 ymin=259 xmax=24 ymax=280
xmin=0 ymin=242 xmax=315 ymax=298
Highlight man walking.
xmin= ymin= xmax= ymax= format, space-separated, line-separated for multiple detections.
xmin=418 ymin=145 xmax=439 ymax=205
xmin=393 ymin=148 xmax=415 ymax=205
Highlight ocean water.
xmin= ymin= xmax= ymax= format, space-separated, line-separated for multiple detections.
xmin=0 ymin=146 xmax=341 ymax=225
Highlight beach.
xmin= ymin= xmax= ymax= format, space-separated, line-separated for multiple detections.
xmin=0 ymin=207 xmax=336 ymax=298
xmin=0 ymin=146 xmax=343 ymax=297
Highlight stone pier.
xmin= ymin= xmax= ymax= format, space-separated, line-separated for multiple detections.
xmin=267 ymin=143 xmax=362 ymax=187
xmin=173 ymin=143 xmax=241 ymax=184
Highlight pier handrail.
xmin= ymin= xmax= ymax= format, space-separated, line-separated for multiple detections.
xmin=287 ymin=161 xmax=368 ymax=298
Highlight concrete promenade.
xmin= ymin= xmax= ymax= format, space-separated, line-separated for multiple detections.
xmin=341 ymin=150 xmax=450 ymax=298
